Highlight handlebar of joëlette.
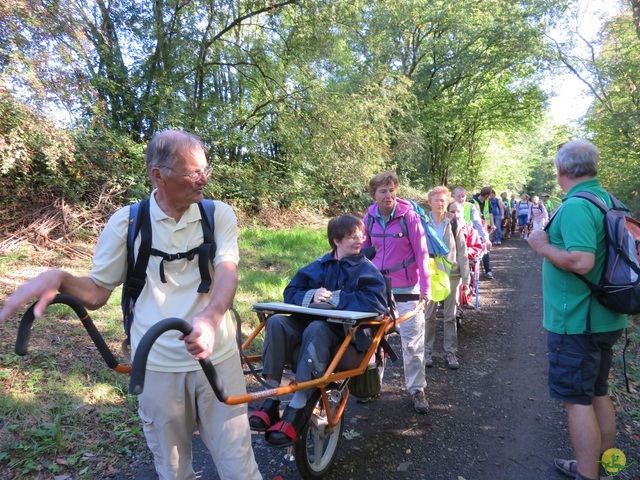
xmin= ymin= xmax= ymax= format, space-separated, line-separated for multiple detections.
xmin=128 ymin=317 xmax=228 ymax=402
xmin=15 ymin=294 xmax=131 ymax=373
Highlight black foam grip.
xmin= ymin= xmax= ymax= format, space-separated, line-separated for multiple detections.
xmin=128 ymin=317 xmax=227 ymax=402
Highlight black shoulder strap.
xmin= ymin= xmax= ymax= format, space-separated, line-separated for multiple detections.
xmin=196 ymin=200 xmax=216 ymax=293
xmin=122 ymin=198 xmax=150 ymax=338
xmin=126 ymin=198 xmax=152 ymax=302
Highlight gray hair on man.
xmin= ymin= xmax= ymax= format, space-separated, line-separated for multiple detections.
xmin=555 ymin=139 xmax=599 ymax=179
xmin=145 ymin=130 xmax=205 ymax=178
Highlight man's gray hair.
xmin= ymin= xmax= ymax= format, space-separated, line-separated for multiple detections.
xmin=555 ymin=139 xmax=598 ymax=179
xmin=145 ymin=130 xmax=205 ymax=180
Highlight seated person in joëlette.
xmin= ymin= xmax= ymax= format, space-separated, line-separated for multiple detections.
xmin=249 ymin=214 xmax=388 ymax=447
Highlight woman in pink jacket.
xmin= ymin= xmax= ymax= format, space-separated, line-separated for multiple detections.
xmin=362 ymin=171 xmax=432 ymax=414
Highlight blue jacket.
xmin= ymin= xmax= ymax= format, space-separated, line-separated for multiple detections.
xmin=284 ymin=252 xmax=388 ymax=352
xmin=285 ymin=252 xmax=388 ymax=313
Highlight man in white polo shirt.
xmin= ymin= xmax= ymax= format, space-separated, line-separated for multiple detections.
xmin=0 ymin=130 xmax=262 ymax=480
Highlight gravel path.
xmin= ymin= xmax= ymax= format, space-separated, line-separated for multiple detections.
xmin=111 ymin=236 xmax=638 ymax=480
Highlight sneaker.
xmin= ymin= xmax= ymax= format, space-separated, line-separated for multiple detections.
xmin=495 ymin=241 xmax=501 ymax=245
xmin=523 ymin=234 xmax=528 ymax=240
xmin=485 ymin=271 xmax=494 ymax=279
xmin=445 ymin=352 xmax=460 ymax=369
xmin=425 ymin=351 xmax=433 ymax=368
xmin=412 ymin=391 xmax=429 ymax=414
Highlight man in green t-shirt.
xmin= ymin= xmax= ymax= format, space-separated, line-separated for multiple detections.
xmin=528 ymin=139 xmax=627 ymax=480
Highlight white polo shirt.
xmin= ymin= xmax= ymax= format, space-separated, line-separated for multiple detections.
xmin=90 ymin=191 xmax=240 ymax=371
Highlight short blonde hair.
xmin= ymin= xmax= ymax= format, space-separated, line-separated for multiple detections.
xmin=427 ymin=185 xmax=450 ymax=202
xmin=369 ymin=171 xmax=399 ymax=198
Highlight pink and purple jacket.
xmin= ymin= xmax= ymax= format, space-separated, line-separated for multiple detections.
xmin=362 ymin=198 xmax=431 ymax=296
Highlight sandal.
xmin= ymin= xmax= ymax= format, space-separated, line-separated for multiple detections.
xmin=265 ymin=405 xmax=309 ymax=447
xmin=554 ymin=459 xmax=578 ymax=478
xmin=249 ymin=398 xmax=280 ymax=432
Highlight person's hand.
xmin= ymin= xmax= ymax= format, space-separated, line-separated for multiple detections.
xmin=0 ymin=270 xmax=64 ymax=322
xmin=527 ymin=229 xmax=549 ymax=253
xmin=182 ymin=313 xmax=217 ymax=361
xmin=484 ymin=239 xmax=492 ymax=251
xmin=419 ymin=292 xmax=431 ymax=304
xmin=313 ymin=287 xmax=332 ymax=303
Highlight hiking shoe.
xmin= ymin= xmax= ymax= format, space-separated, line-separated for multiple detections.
xmin=445 ymin=352 xmax=460 ymax=369
xmin=412 ymin=391 xmax=429 ymax=414
xmin=425 ymin=351 xmax=433 ymax=368
xmin=485 ymin=271 xmax=494 ymax=279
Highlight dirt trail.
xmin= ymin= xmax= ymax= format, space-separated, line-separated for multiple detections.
xmin=113 ymin=237 xmax=637 ymax=480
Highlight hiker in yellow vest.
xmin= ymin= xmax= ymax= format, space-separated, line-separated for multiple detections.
xmin=471 ymin=187 xmax=495 ymax=279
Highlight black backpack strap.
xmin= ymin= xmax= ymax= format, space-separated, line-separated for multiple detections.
xmin=122 ymin=198 xmax=150 ymax=338
xmin=146 ymin=200 xmax=216 ymax=292
xmin=366 ymin=213 xmax=408 ymax=239
xmin=380 ymin=257 xmax=415 ymax=275
xmin=196 ymin=200 xmax=216 ymax=293
xmin=150 ymin=246 xmax=199 ymax=283
xmin=127 ymin=198 xmax=152 ymax=301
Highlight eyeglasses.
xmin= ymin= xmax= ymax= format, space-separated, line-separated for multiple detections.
xmin=345 ymin=234 xmax=366 ymax=241
xmin=163 ymin=166 xmax=213 ymax=182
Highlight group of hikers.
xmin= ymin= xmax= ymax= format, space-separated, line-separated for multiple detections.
xmin=491 ymin=190 xmax=556 ymax=242
xmin=251 ymin=173 xmax=548 ymax=443
xmin=0 ymin=132 xmax=626 ymax=480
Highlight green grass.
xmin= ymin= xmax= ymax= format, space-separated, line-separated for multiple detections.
xmin=0 ymin=225 xmax=326 ymax=479
xmin=235 ymin=226 xmax=327 ymax=323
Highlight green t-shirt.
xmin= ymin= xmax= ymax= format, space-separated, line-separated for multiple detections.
xmin=542 ymin=178 xmax=627 ymax=334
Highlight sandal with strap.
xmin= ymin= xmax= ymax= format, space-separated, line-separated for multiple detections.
xmin=249 ymin=398 xmax=280 ymax=432
xmin=554 ymin=459 xmax=578 ymax=478
xmin=265 ymin=405 xmax=309 ymax=447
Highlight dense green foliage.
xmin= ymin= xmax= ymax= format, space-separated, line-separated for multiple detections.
xmin=583 ymin=11 xmax=640 ymax=208
xmin=1 ymin=0 xmax=638 ymax=213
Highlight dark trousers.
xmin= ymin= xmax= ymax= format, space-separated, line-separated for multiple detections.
xmin=483 ymin=252 xmax=492 ymax=273
xmin=261 ymin=314 xmax=343 ymax=384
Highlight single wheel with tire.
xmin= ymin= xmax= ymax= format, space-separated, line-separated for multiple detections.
xmin=294 ymin=388 xmax=345 ymax=479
